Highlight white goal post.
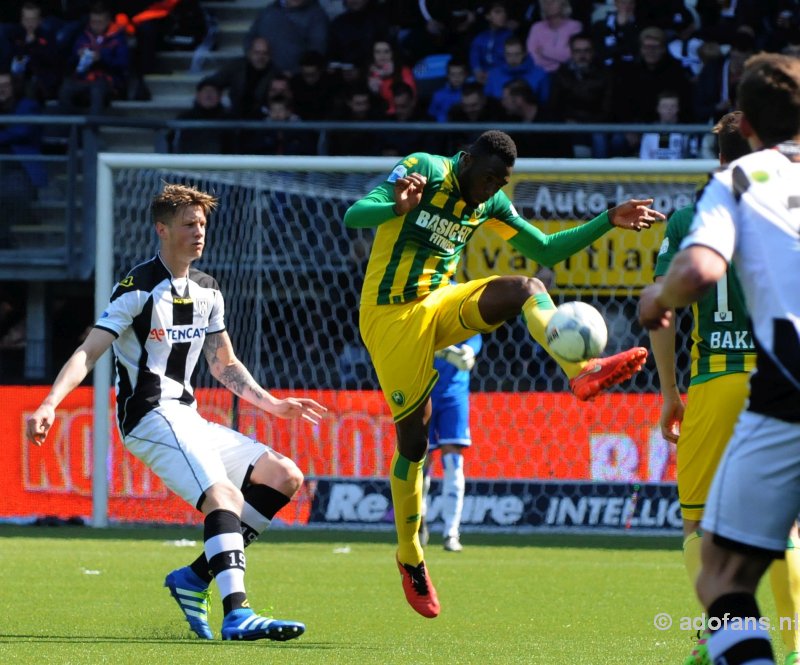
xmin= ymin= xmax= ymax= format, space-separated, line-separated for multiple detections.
xmin=93 ymin=154 xmax=716 ymax=529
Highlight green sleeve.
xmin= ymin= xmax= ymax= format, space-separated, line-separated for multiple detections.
xmin=654 ymin=206 xmax=694 ymax=278
xmin=506 ymin=211 xmax=614 ymax=267
xmin=343 ymin=152 xmax=434 ymax=229
xmin=343 ymin=184 xmax=397 ymax=228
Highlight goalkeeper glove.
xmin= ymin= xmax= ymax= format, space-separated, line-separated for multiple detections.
xmin=434 ymin=344 xmax=476 ymax=371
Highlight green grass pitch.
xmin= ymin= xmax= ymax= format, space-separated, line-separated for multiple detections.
xmin=0 ymin=527 xmax=787 ymax=664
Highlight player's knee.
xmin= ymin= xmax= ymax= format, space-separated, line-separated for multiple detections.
xmin=520 ymin=276 xmax=548 ymax=297
xmin=279 ymin=459 xmax=304 ymax=497
xmin=203 ymin=481 xmax=244 ymax=515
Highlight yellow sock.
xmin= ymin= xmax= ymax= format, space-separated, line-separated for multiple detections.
xmin=683 ymin=530 xmax=703 ymax=589
xmin=770 ymin=537 xmax=800 ymax=654
xmin=521 ymin=293 xmax=585 ymax=379
xmin=390 ymin=448 xmax=424 ymax=566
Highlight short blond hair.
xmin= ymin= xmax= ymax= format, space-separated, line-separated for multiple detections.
xmin=150 ymin=183 xmax=218 ymax=225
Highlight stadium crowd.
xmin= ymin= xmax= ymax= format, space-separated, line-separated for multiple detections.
xmin=0 ymin=0 xmax=798 ymax=159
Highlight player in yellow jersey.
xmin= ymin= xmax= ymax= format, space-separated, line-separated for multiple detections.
xmin=343 ymin=130 xmax=665 ymax=618
xmin=651 ymin=113 xmax=800 ymax=665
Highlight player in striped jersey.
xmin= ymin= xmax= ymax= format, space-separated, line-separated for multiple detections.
xmin=26 ymin=184 xmax=325 ymax=641
xmin=651 ymin=112 xmax=800 ymax=665
xmin=344 ymin=130 xmax=665 ymax=617
xmin=640 ymin=54 xmax=800 ymax=665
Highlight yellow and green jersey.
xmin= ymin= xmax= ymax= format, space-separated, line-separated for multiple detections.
xmin=655 ymin=205 xmax=756 ymax=386
xmin=344 ymin=151 xmax=615 ymax=306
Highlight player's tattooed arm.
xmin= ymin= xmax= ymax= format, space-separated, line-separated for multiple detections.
xmin=202 ymin=331 xmax=267 ymax=402
xmin=202 ymin=331 xmax=327 ymax=423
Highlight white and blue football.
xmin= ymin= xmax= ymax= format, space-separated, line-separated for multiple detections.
xmin=545 ymin=301 xmax=608 ymax=362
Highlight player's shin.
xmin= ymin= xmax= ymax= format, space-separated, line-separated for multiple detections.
xmin=521 ymin=293 xmax=585 ymax=379
xmin=683 ymin=529 xmax=703 ymax=588
xmin=705 ymin=593 xmax=774 ymax=664
xmin=390 ymin=448 xmax=425 ymax=565
xmin=769 ymin=533 xmax=800 ymax=655
xmin=187 ymin=484 xmax=292 ymax=583
xmin=441 ymin=452 xmax=465 ymax=540
xmin=204 ymin=509 xmax=248 ymax=615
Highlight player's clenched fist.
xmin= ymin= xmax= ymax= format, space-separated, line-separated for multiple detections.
xmin=392 ymin=172 xmax=427 ymax=215
xmin=26 ymin=403 xmax=55 ymax=446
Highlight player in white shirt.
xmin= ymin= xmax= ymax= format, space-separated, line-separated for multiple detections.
xmin=26 ymin=184 xmax=326 ymax=642
xmin=639 ymin=54 xmax=800 ymax=665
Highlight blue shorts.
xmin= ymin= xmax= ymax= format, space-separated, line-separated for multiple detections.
xmin=428 ymin=395 xmax=471 ymax=451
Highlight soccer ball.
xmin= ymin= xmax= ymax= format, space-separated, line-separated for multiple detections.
xmin=545 ymin=301 xmax=608 ymax=362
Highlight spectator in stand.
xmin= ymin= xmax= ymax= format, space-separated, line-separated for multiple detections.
xmin=36 ymin=1 xmax=91 ymax=60
xmin=57 ymin=2 xmax=129 ymax=115
xmin=590 ymin=0 xmax=639 ymax=67
xmin=7 ymin=2 xmax=60 ymax=101
xmin=366 ymin=39 xmax=416 ymax=116
xmin=206 ymin=37 xmax=275 ymax=119
xmin=401 ymin=1 xmax=480 ymax=64
xmin=245 ymin=95 xmax=315 ymax=155
xmin=290 ymin=50 xmax=335 ymax=121
xmin=446 ymin=80 xmax=504 ymax=152
xmin=327 ymin=0 xmax=390 ymax=71
xmin=525 ymin=0 xmax=583 ymax=73
xmin=380 ymin=81 xmax=433 ymax=156
xmin=639 ymin=90 xmax=699 ymax=160
xmin=327 ymin=85 xmax=384 ymax=156
xmin=763 ymin=4 xmax=800 ymax=54
xmin=245 ymin=0 xmax=328 ymax=76
xmin=693 ymin=26 xmax=756 ymax=123
xmin=695 ymin=0 xmax=763 ymax=46
xmin=668 ymin=16 xmax=705 ymax=78
xmin=171 ymin=79 xmax=233 ymax=155
xmin=469 ymin=1 xmax=513 ymax=85
xmin=610 ymin=26 xmax=692 ymax=125
xmin=428 ymin=57 xmax=468 ymax=123
xmin=264 ymin=74 xmax=293 ymax=107
xmin=502 ymin=78 xmax=565 ymax=157
xmin=638 ymin=1 xmax=696 ymax=39
xmin=0 ymin=70 xmax=46 ymax=245
xmin=548 ymin=32 xmax=612 ymax=157
xmin=484 ymin=35 xmax=550 ymax=105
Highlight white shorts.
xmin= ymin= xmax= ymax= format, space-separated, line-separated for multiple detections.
xmin=702 ymin=411 xmax=800 ymax=554
xmin=124 ymin=403 xmax=268 ymax=510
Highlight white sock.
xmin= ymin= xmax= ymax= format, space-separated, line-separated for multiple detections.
xmin=206 ymin=531 xmax=246 ymax=601
xmin=441 ymin=452 xmax=465 ymax=539
xmin=707 ymin=623 xmax=773 ymax=664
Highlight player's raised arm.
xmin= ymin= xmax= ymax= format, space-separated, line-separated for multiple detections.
xmin=202 ymin=330 xmax=326 ymax=425
xmin=26 ymin=327 xmax=116 ymax=446
xmin=344 ymin=160 xmax=428 ymax=228
xmin=498 ymin=195 xmax=665 ymax=267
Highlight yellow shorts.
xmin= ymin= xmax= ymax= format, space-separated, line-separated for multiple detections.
xmin=677 ymin=372 xmax=750 ymax=521
xmin=359 ymin=277 xmax=502 ymax=421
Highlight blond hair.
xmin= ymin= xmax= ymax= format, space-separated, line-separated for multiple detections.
xmin=150 ymin=183 xmax=218 ymax=225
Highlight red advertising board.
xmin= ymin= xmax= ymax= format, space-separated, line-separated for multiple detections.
xmin=0 ymin=387 xmax=675 ymax=525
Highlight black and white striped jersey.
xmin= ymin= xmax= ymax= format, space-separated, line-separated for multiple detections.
xmin=681 ymin=146 xmax=800 ymax=422
xmin=94 ymin=254 xmax=226 ymax=436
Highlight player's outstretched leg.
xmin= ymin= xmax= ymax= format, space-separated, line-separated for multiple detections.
xmin=520 ymin=291 xmax=647 ymax=400
xmin=221 ymin=609 xmax=305 ymax=641
xmin=568 ymin=347 xmax=649 ymax=401
xmin=164 ymin=566 xmax=213 ymax=640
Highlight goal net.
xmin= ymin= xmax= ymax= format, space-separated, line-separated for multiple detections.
xmin=86 ymin=154 xmax=715 ymax=530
